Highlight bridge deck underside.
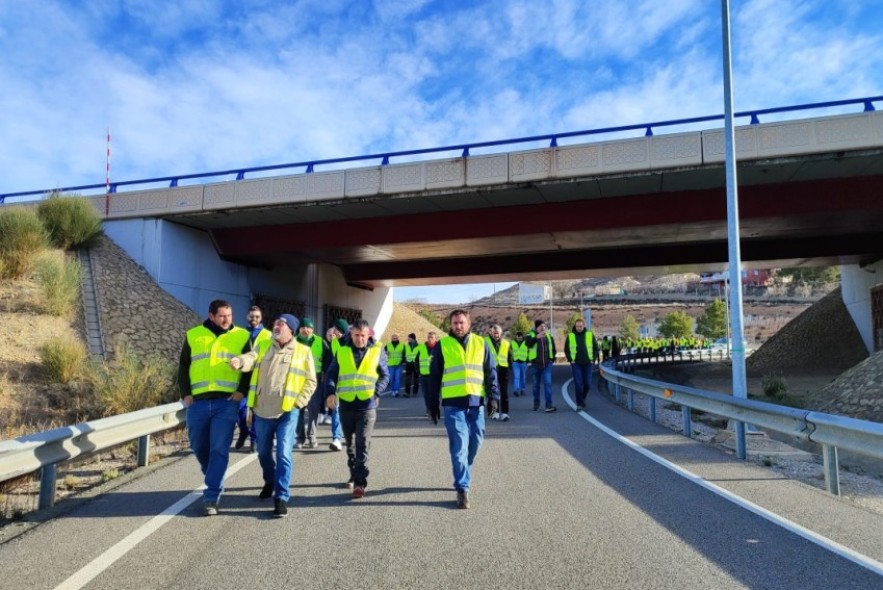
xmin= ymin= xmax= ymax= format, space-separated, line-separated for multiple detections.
xmin=178 ymin=153 xmax=883 ymax=287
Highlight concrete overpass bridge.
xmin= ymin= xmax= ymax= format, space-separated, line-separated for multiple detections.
xmin=3 ymin=97 xmax=883 ymax=348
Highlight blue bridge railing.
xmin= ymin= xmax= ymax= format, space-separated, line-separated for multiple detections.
xmin=1 ymin=95 xmax=880 ymax=204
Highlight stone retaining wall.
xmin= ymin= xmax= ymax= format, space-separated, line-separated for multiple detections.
xmin=89 ymin=235 xmax=200 ymax=364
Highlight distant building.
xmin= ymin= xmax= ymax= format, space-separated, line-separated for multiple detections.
xmin=699 ymin=269 xmax=774 ymax=288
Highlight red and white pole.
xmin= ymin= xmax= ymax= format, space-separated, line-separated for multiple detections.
xmin=105 ymin=127 xmax=111 ymax=215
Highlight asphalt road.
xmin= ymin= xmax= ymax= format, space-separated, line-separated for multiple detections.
xmin=2 ymin=367 xmax=882 ymax=590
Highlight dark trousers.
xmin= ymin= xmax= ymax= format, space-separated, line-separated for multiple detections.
xmin=339 ymin=404 xmax=377 ymax=487
xmin=420 ymin=375 xmax=432 ymax=412
xmin=404 ymin=362 xmax=419 ymax=396
xmin=572 ymin=363 xmax=593 ymax=406
xmin=497 ymin=367 xmax=510 ymax=413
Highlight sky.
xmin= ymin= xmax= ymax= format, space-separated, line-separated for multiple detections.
xmin=1 ymin=0 xmax=881 ymax=303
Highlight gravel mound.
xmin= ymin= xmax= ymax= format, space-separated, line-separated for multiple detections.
xmin=816 ymin=350 xmax=883 ymax=423
xmin=747 ymin=287 xmax=867 ymax=375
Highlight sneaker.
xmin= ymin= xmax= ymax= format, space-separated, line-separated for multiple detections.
xmin=344 ymin=479 xmax=354 ymax=490
xmin=234 ymin=431 xmax=248 ymax=450
xmin=353 ymin=485 xmax=366 ymax=499
xmin=545 ymin=405 xmax=557 ymax=413
xmin=500 ymin=413 xmax=510 ymax=421
xmin=259 ymin=483 xmax=273 ymax=499
xmin=273 ymin=499 xmax=288 ymax=518
xmin=575 ymin=405 xmax=584 ymax=412
xmin=329 ymin=439 xmax=342 ymax=451
xmin=533 ymin=401 xmax=540 ymax=411
xmin=456 ymin=490 xmax=470 ymax=509
xmin=491 ymin=413 xmax=500 ymax=421
xmin=294 ymin=441 xmax=305 ymax=449
xmin=203 ymin=502 xmax=218 ymax=516
xmin=306 ymin=440 xmax=318 ymax=448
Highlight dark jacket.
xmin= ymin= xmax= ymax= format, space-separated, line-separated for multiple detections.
xmin=525 ymin=330 xmax=557 ymax=369
xmin=324 ymin=338 xmax=389 ymax=410
xmin=428 ymin=332 xmax=500 ymax=409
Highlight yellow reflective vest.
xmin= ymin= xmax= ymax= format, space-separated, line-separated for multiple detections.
xmin=405 ymin=343 xmax=419 ymax=363
xmin=336 ymin=345 xmax=383 ymax=402
xmin=385 ymin=341 xmax=405 ymax=366
xmin=511 ymin=340 xmax=528 ymax=362
xmin=247 ymin=339 xmax=314 ymax=412
xmin=186 ymin=325 xmax=250 ymax=396
xmin=417 ymin=343 xmax=432 ymax=375
xmin=528 ymin=332 xmax=554 ymax=361
xmin=567 ymin=330 xmax=595 ymax=361
xmin=440 ymin=335 xmax=486 ymax=400
xmin=486 ymin=338 xmax=510 ymax=368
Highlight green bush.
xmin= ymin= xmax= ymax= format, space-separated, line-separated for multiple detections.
xmin=0 ymin=207 xmax=49 ymax=279
xmin=34 ymin=250 xmax=81 ymax=317
xmin=39 ymin=335 xmax=88 ymax=383
xmin=37 ymin=193 xmax=103 ymax=250
xmin=88 ymin=342 xmax=175 ymax=416
xmin=761 ymin=374 xmax=789 ymax=400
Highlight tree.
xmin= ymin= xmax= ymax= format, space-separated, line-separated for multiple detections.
xmin=418 ymin=309 xmax=441 ymax=327
xmin=619 ymin=315 xmax=639 ymax=341
xmin=509 ymin=312 xmax=532 ymax=337
xmin=657 ymin=311 xmax=693 ymax=339
xmin=777 ymin=266 xmax=840 ymax=285
xmin=696 ymin=299 xmax=727 ymax=339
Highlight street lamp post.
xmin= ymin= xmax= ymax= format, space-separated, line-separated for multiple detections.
xmin=722 ymin=0 xmax=749 ymax=459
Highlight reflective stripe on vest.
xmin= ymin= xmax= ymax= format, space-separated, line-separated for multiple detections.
xmin=251 ymin=328 xmax=271 ymax=351
xmin=247 ymin=340 xmax=313 ymax=412
xmin=511 ymin=340 xmax=528 ymax=362
xmin=336 ymin=345 xmax=382 ymax=402
xmin=187 ymin=325 xmax=250 ymax=395
xmin=440 ymin=335 xmax=485 ymax=400
xmin=567 ymin=330 xmax=594 ymax=361
xmin=405 ymin=343 xmax=419 ymax=363
xmin=417 ymin=344 xmax=431 ymax=375
xmin=385 ymin=341 xmax=405 ymax=366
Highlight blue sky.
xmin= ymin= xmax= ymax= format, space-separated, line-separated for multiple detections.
xmin=2 ymin=0 xmax=881 ymax=302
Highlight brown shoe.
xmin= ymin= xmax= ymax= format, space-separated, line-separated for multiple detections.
xmin=456 ymin=490 xmax=470 ymax=509
xmin=353 ymin=485 xmax=366 ymax=499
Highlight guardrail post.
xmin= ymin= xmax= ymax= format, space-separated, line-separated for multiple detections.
xmin=138 ymin=434 xmax=151 ymax=467
xmin=649 ymin=397 xmax=656 ymax=423
xmin=39 ymin=465 xmax=57 ymax=509
xmin=682 ymin=406 xmax=692 ymax=438
xmin=614 ymin=383 xmax=621 ymax=403
xmin=822 ymin=444 xmax=841 ymax=496
xmin=627 ymin=389 xmax=634 ymax=411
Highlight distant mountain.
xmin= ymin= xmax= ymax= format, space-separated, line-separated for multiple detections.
xmin=472 ymin=275 xmax=702 ymax=306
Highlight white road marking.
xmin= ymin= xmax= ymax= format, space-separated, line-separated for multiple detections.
xmin=561 ymin=378 xmax=883 ymax=577
xmin=54 ymin=453 xmax=258 ymax=590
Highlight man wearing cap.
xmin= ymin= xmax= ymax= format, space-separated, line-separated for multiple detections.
xmin=230 ymin=314 xmax=316 ymax=517
xmin=525 ymin=319 xmax=557 ymax=412
xmin=324 ymin=318 xmax=389 ymax=498
xmin=403 ymin=333 xmax=420 ymax=398
xmin=178 ymin=299 xmax=251 ymax=516
xmin=294 ymin=317 xmax=332 ymax=449
xmin=428 ymin=309 xmax=499 ymax=509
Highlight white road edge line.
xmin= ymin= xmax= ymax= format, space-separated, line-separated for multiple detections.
xmin=561 ymin=378 xmax=883 ymax=578
xmin=54 ymin=452 xmax=259 ymax=590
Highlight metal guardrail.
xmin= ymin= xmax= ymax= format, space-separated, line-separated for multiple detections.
xmin=600 ymin=356 xmax=883 ymax=495
xmin=0 ymin=402 xmax=185 ymax=509
xmin=1 ymin=95 xmax=880 ymax=202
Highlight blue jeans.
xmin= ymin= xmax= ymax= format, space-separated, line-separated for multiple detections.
xmin=512 ymin=362 xmax=527 ymax=392
xmin=443 ymin=406 xmax=485 ymax=492
xmin=388 ymin=365 xmax=403 ymax=392
xmin=254 ymin=410 xmax=298 ymax=502
xmin=532 ymin=364 xmax=553 ymax=407
xmin=571 ymin=363 xmax=593 ymax=406
xmin=186 ymin=397 xmax=239 ymax=503
xmin=329 ymin=406 xmax=343 ymax=440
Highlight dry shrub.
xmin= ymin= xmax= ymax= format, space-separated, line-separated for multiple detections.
xmin=0 ymin=207 xmax=49 ymax=279
xmin=36 ymin=193 xmax=103 ymax=250
xmin=39 ymin=335 xmax=88 ymax=383
xmin=88 ymin=342 xmax=175 ymax=416
xmin=33 ymin=250 xmax=81 ymax=317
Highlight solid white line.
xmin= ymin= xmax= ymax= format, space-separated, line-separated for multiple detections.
xmin=54 ymin=453 xmax=259 ymax=590
xmin=560 ymin=378 xmax=883 ymax=578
